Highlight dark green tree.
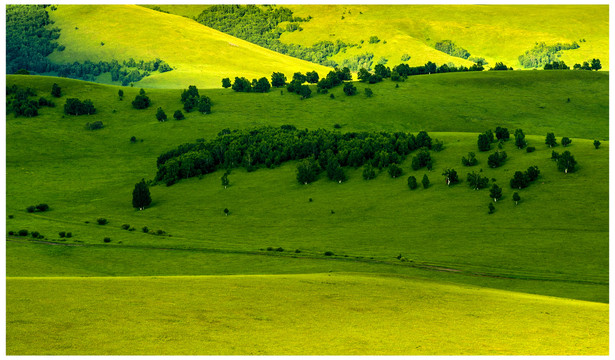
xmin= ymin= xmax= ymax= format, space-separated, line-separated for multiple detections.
xmin=156 ymin=107 xmax=167 ymax=122
xmin=224 ymin=208 xmax=229 ymax=216
xmin=364 ymin=88 xmax=373 ymax=97
xmin=132 ymin=178 xmax=152 ymax=210
xmin=222 ymin=78 xmax=231 ymax=88
xmin=232 ymin=77 xmax=251 ymax=92
xmin=593 ymin=140 xmax=601 ymax=149
xmin=467 ymin=171 xmax=489 ymax=190
xmin=297 ymin=158 xmax=318 ymax=184
xmin=132 ymin=93 xmax=151 ymax=109
xmin=442 ymin=168 xmax=459 ymax=186
xmin=118 ymin=89 xmax=123 ymax=100
xmin=388 ymin=164 xmax=403 ymax=178
xmin=489 ymin=183 xmax=502 ymax=202
xmin=51 ymin=83 xmax=61 ymax=98
xmin=271 ymin=72 xmax=287 ymax=87
xmin=253 ymin=77 xmax=271 ymax=93
xmin=415 ymin=131 xmax=432 ymax=149
xmin=298 ymin=85 xmax=311 ymax=99
xmin=591 ymin=58 xmax=602 ymax=71
xmin=545 ymin=132 xmax=557 ymax=147
xmin=488 ymin=202 xmax=495 ymax=214
xmin=510 ymin=171 xmax=530 ymax=189
xmin=198 ymin=96 xmax=212 ymax=114
xmin=514 ymin=129 xmax=527 ymax=149
xmin=461 ymin=152 xmax=477 ymax=166
xmin=357 ymin=68 xmax=371 ymax=82
xmin=422 ymin=174 xmax=430 ymax=188
xmin=487 ymin=151 xmax=507 ymax=168
xmin=551 ymin=150 xmax=560 ymax=161
xmin=495 ymin=126 xmax=510 ymax=141
xmin=526 ymin=165 xmax=540 ymax=182
xmin=173 ymin=110 xmax=185 ymax=120
xmin=477 ymin=133 xmax=491 ymax=151
xmin=407 ymin=175 xmax=417 ymax=189
xmin=292 ymin=72 xmax=307 ymax=83
xmin=561 ymin=137 xmax=571 ymax=147
xmin=411 ymin=149 xmax=431 ymax=170
xmin=305 ymin=71 xmax=319 ymax=83
xmin=557 ymin=151 xmax=577 ymax=173
xmin=343 ymin=82 xmax=357 ymax=96
xmin=362 ymin=164 xmax=376 ymax=180
xmin=512 ymin=192 xmax=520 ymax=205
xmin=221 ymin=172 xmax=229 ymax=188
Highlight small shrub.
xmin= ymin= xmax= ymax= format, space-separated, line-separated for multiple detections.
xmin=526 ymin=146 xmax=536 ymax=153
xmin=266 ymin=247 xmax=274 ymax=251
xmin=85 ymin=121 xmax=104 ymax=130
xmin=103 ymin=237 xmax=111 ymax=243
xmin=121 ymin=224 xmax=130 ymax=230
xmin=26 ymin=206 xmax=36 ymax=213
xmin=8 ymin=231 xmax=14 ymax=236
xmin=324 ymin=251 xmax=334 ymax=256
xmin=308 ymin=198 xmax=313 ymax=202
xmin=142 ymin=226 xmax=149 ymax=233
xmin=128 ymin=227 xmax=135 ymax=231
xmin=330 ymin=93 xmax=335 ymax=99
xmin=97 ymin=218 xmax=108 ymax=225
xmin=156 ymin=229 xmax=165 ymax=235
xmin=59 ymin=231 xmax=66 ymax=238
xmin=488 ymin=202 xmax=495 ymax=214
xmin=364 ymin=88 xmax=373 ymax=97
xmin=593 ymin=140 xmax=601 ymax=149
xmin=333 ymin=123 xmax=342 ymax=129
xmin=276 ymin=247 xmax=284 ymax=252
xmin=36 ymin=203 xmax=49 ymax=212
xmin=295 ymin=249 xmax=301 ymax=253
xmin=8 ymin=215 xmax=14 ymax=219
xmin=66 ymin=232 xmax=72 ymax=238
xmin=130 ymin=136 xmax=137 ymax=143
xmin=18 ymin=229 xmax=28 ymax=236
xmin=31 ymin=231 xmax=40 ymax=238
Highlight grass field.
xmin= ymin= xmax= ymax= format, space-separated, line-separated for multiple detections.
xmin=282 ymin=5 xmax=609 ymax=71
xmin=5 ymin=69 xmax=609 ymax=354
xmin=6 ymin=273 xmax=609 ymax=355
xmin=46 ymin=5 xmax=332 ymax=89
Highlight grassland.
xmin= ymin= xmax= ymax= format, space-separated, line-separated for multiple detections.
xmin=282 ymin=5 xmax=609 ymax=70
xmin=46 ymin=5 xmax=332 ymax=89
xmin=6 ymin=273 xmax=608 ymax=355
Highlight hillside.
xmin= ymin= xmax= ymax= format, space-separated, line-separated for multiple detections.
xmin=45 ymin=5 xmax=332 ymax=88
xmin=7 ymin=273 xmax=608 ymax=355
xmin=281 ymin=5 xmax=609 ymax=70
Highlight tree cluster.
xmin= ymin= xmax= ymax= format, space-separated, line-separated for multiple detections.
xmin=487 ymin=151 xmax=507 ymax=168
xmin=554 ymin=151 xmax=577 ymax=173
xmin=64 ymin=97 xmax=95 ymax=115
xmin=572 ymin=59 xmax=601 ymax=71
xmin=467 ymin=171 xmax=489 ymax=190
xmin=155 ymin=125 xmax=434 ymax=186
xmin=6 ymin=85 xmax=54 ymax=117
xmin=132 ymin=88 xmax=151 ymax=109
xmin=518 ymin=42 xmax=580 ymax=69
xmin=510 ymin=166 xmax=540 ymax=189
xmin=434 ymin=40 xmax=471 ymax=59
xmin=181 ymin=85 xmax=212 ymax=113
xmin=490 ymin=62 xmax=512 ymax=70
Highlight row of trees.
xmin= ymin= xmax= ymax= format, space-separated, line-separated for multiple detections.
xmin=544 ymin=59 xmax=601 ymax=71
xmin=155 ymin=125 xmax=435 ymax=186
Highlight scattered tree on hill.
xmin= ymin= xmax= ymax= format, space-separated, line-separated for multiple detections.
xmin=495 ymin=126 xmax=510 ymax=141
xmin=51 ymin=83 xmax=61 ymax=98
xmin=222 ymin=78 xmax=231 ymax=88
xmin=198 ymin=96 xmax=212 ymax=114
xmin=545 ymin=132 xmax=557 ymax=147
xmin=467 ymin=171 xmax=489 ymax=190
xmin=526 ymin=166 xmax=540 ymax=182
xmin=224 ymin=208 xmax=229 ymax=216
xmin=593 ymin=140 xmax=601 ymax=149
xmin=489 ymin=183 xmax=502 ymax=202
xmin=388 ymin=164 xmax=402 ymax=178
xmin=512 ymin=192 xmax=520 ymax=205
xmin=64 ymin=98 xmax=95 ymax=115
xmin=510 ymin=171 xmax=530 ymax=189
xmin=173 ymin=110 xmax=185 ymax=120
xmin=132 ymin=178 xmax=152 ymax=210
xmin=422 ymin=174 xmax=430 ymax=189
xmin=118 ymin=89 xmax=123 ymax=100
xmin=557 ymin=151 xmax=577 ymax=173
xmin=442 ymin=168 xmax=459 ymax=186
xmin=343 ymin=82 xmax=357 ymax=96
xmin=461 ymin=152 xmax=477 ymax=166
xmin=514 ymin=129 xmax=527 ymax=149
xmin=132 ymin=90 xmax=151 ymax=109
xmin=411 ymin=149 xmax=432 ymax=170
xmin=477 ymin=133 xmax=491 ymax=152
xmin=591 ymin=58 xmax=602 ymax=71
xmin=297 ymin=158 xmax=319 ymax=184
xmin=561 ymin=137 xmax=572 ymax=147
xmin=551 ymin=150 xmax=560 ymax=161
xmin=156 ymin=107 xmax=167 ymax=122
xmin=407 ymin=175 xmax=417 ymax=189
xmin=487 ymin=151 xmax=507 ymax=168
xmin=488 ymin=202 xmax=495 ymax=214
xmin=416 ymin=131 xmax=432 ymax=149
xmin=271 ymin=72 xmax=287 ymax=87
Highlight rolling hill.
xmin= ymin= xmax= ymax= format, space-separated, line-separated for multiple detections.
xmin=45 ymin=5 xmax=332 ymax=88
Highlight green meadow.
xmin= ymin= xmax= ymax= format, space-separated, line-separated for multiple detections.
xmin=6 ymin=273 xmax=609 ymax=355
xmin=5 ymin=46 xmax=609 ymax=354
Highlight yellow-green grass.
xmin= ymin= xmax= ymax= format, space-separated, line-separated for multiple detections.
xmin=46 ymin=5 xmax=332 ymax=89
xmin=140 ymin=4 xmax=212 ymax=19
xmin=282 ymin=5 xmax=609 ymax=71
xmin=5 ymin=72 xmax=608 ymax=302
xmin=6 ymin=273 xmax=608 ymax=355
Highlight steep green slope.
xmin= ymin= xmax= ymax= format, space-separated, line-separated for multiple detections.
xmin=6 ymin=72 xmax=608 ymax=302
xmin=282 ymin=5 xmax=608 ymax=70
xmin=46 ymin=5 xmax=332 ymax=88
xmin=7 ymin=274 xmax=608 ymax=355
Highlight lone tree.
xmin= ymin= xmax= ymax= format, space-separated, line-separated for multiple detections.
xmin=561 ymin=137 xmax=572 ymax=147
xmin=477 ymin=133 xmax=491 ymax=152
xmin=593 ymin=140 xmax=601 ymax=149
xmin=526 ymin=165 xmax=540 ymax=182
xmin=557 ymin=151 xmax=577 ymax=173
xmin=495 ymin=126 xmax=510 ymax=141
xmin=510 ymin=171 xmax=530 ymax=189
xmin=422 ymin=174 xmax=430 ymax=189
xmin=514 ymin=129 xmax=527 ymax=149
xmin=407 ymin=175 xmax=418 ymax=189
xmin=467 ymin=171 xmax=489 ymax=190
xmin=118 ymin=89 xmax=123 ymax=100
xmin=461 ymin=152 xmax=477 ymax=166
xmin=132 ymin=90 xmax=151 ymax=109
xmin=489 ymin=183 xmax=502 ymax=202
xmin=132 ymin=179 xmax=152 ymax=210
xmin=222 ymin=78 xmax=231 ymax=88
xmin=545 ymin=132 xmax=557 ymax=147
xmin=591 ymin=58 xmax=602 ymax=71
xmin=343 ymin=82 xmax=357 ymax=96
xmin=173 ymin=110 xmax=185 ymax=120
xmin=51 ymin=83 xmax=61 ymax=98
xmin=442 ymin=168 xmax=459 ymax=186
xmin=224 ymin=208 xmax=229 ymax=216
xmin=221 ymin=172 xmax=229 ymax=188
xmin=512 ymin=192 xmax=520 ymax=205
xmin=156 ymin=107 xmax=167 ymax=122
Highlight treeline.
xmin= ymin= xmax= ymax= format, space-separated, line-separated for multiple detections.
xmin=155 ymin=125 xmax=434 ymax=186
xmin=6 ymin=5 xmax=172 ymax=85
xmin=543 ymin=59 xmax=601 ymax=71
xmin=196 ymin=5 xmax=356 ymax=67
xmin=518 ymin=41 xmax=580 ymax=68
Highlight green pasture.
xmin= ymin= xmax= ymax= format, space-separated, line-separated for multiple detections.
xmin=283 ymin=5 xmax=609 ymax=71
xmin=5 ymin=72 xmax=608 ymax=303
xmin=6 ymin=273 xmax=608 ymax=355
xmin=46 ymin=5 xmax=332 ymax=89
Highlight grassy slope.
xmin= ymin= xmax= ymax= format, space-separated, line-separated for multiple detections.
xmin=5 ymin=72 xmax=609 ymax=303
xmin=282 ymin=5 xmax=609 ymax=70
xmin=6 ymin=273 xmax=608 ymax=355
xmin=46 ymin=5 xmax=332 ymax=89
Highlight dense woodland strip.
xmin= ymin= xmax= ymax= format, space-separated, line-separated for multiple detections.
xmin=155 ymin=126 xmax=433 ymax=186
xmin=196 ymin=5 xmax=356 ymax=67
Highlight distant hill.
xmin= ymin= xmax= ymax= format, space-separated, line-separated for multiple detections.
xmin=46 ymin=5 xmax=332 ymax=88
